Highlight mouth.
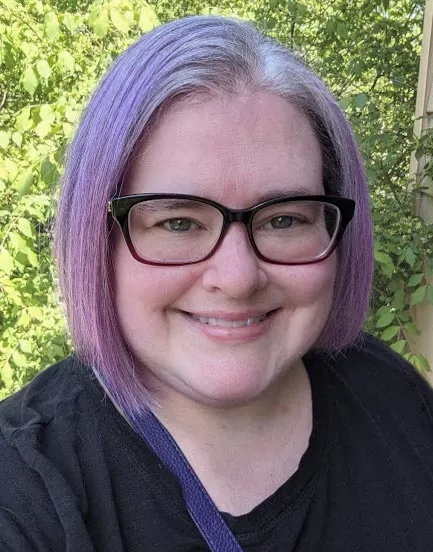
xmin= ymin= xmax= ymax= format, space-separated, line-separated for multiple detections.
xmin=181 ymin=309 xmax=279 ymax=328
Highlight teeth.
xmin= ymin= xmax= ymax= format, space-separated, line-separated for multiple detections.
xmin=192 ymin=314 xmax=267 ymax=327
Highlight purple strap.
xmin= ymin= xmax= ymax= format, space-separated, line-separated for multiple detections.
xmin=130 ymin=410 xmax=244 ymax=552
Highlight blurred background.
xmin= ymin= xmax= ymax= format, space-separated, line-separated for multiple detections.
xmin=1 ymin=0 xmax=433 ymax=398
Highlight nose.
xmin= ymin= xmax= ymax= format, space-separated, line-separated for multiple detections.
xmin=201 ymin=223 xmax=268 ymax=298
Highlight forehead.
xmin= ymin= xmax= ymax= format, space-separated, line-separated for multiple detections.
xmin=126 ymin=92 xmax=323 ymax=206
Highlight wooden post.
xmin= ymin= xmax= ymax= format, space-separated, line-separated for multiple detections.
xmin=410 ymin=0 xmax=433 ymax=381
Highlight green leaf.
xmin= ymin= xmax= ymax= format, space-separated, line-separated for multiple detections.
xmin=390 ymin=340 xmax=406 ymax=355
xmin=376 ymin=311 xmax=395 ymax=328
xmin=57 ymin=50 xmax=75 ymax=73
xmin=45 ymin=11 xmax=60 ymax=42
xmin=62 ymin=13 xmax=77 ymax=33
xmin=39 ymin=104 xmax=55 ymax=124
xmin=9 ymin=231 xmax=29 ymax=256
xmin=0 ymin=131 xmax=11 ymax=150
xmin=88 ymin=8 xmax=110 ymax=38
xmin=0 ymin=360 xmax=13 ymax=387
xmin=0 ymin=248 xmax=14 ymax=274
xmin=17 ymin=218 xmax=33 ymax=238
xmin=374 ymin=250 xmax=394 ymax=267
xmin=34 ymin=120 xmax=52 ymax=138
xmin=410 ymin=285 xmax=426 ymax=306
xmin=296 ymin=3 xmax=308 ymax=17
xmin=16 ymin=168 xmax=33 ymax=196
xmin=11 ymin=132 xmax=22 ymax=148
xmin=40 ymin=157 xmax=59 ymax=187
xmin=405 ymin=247 xmax=416 ymax=267
xmin=381 ymin=325 xmax=399 ymax=341
xmin=21 ymin=67 xmax=39 ymax=97
xmin=16 ymin=107 xmax=33 ymax=133
xmin=110 ymin=8 xmax=130 ymax=33
xmin=138 ymin=4 xmax=159 ymax=32
xmin=412 ymin=354 xmax=430 ymax=373
xmin=391 ymin=289 xmax=405 ymax=310
xmin=336 ymin=21 xmax=348 ymax=38
xmin=36 ymin=59 xmax=52 ymax=80
xmin=354 ymin=93 xmax=368 ymax=109
xmin=407 ymin=273 xmax=424 ymax=287
xmin=19 ymin=340 xmax=32 ymax=354
xmin=338 ymin=97 xmax=351 ymax=110
xmin=326 ymin=20 xmax=335 ymax=36
xmin=376 ymin=305 xmax=391 ymax=316
xmin=11 ymin=350 xmax=27 ymax=368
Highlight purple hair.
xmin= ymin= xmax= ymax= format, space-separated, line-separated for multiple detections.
xmin=55 ymin=15 xmax=373 ymax=413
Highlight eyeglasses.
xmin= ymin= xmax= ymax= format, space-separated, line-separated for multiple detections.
xmin=108 ymin=193 xmax=355 ymax=266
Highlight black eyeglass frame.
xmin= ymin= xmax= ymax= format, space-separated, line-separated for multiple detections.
xmin=108 ymin=193 xmax=355 ymax=266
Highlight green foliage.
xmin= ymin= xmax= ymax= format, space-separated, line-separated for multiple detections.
xmin=1 ymin=0 xmax=432 ymax=399
xmin=0 ymin=0 xmax=162 ymax=398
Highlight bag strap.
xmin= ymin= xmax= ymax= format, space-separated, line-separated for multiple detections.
xmin=130 ymin=410 xmax=244 ymax=552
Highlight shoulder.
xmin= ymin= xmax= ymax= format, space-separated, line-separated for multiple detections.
xmin=319 ymin=333 xmax=433 ymax=424
xmin=0 ymin=356 xmax=97 ymax=446
xmin=0 ymin=357 xmax=99 ymax=549
xmin=330 ymin=332 xmax=429 ymax=385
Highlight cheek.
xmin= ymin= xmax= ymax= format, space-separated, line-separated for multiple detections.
xmin=279 ymin=256 xmax=336 ymax=308
xmin=112 ymin=238 xmax=199 ymax=315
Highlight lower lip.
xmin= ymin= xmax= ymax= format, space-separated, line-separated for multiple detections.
xmin=178 ymin=310 xmax=278 ymax=344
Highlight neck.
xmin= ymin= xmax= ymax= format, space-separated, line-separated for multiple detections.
xmin=149 ymin=361 xmax=313 ymax=515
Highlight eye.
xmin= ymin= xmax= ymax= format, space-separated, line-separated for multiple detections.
xmin=161 ymin=218 xmax=199 ymax=232
xmin=268 ymin=215 xmax=295 ymax=229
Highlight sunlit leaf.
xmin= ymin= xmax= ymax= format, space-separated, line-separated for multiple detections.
xmin=0 ymin=131 xmax=11 ymax=150
xmin=16 ymin=107 xmax=33 ymax=133
xmin=19 ymin=340 xmax=32 ymax=354
xmin=138 ymin=4 xmax=159 ymax=32
xmin=36 ymin=59 xmax=52 ymax=80
xmin=88 ymin=8 xmax=110 ymax=37
xmin=34 ymin=120 xmax=52 ymax=138
xmin=0 ymin=248 xmax=14 ymax=274
xmin=17 ymin=218 xmax=33 ymax=238
xmin=11 ymin=132 xmax=22 ymax=148
xmin=44 ymin=11 xmax=60 ymax=42
xmin=40 ymin=106 xmax=56 ymax=129
xmin=57 ymin=50 xmax=75 ymax=73
xmin=110 ymin=8 xmax=130 ymax=33
xmin=21 ymin=67 xmax=39 ymax=97
xmin=16 ymin=168 xmax=33 ymax=196
xmin=62 ymin=13 xmax=77 ymax=33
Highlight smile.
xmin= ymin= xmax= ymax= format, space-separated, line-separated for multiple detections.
xmin=189 ymin=314 xmax=268 ymax=327
xmin=178 ymin=309 xmax=280 ymax=344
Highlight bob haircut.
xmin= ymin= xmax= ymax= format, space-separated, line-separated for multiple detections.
xmin=56 ymin=15 xmax=373 ymax=413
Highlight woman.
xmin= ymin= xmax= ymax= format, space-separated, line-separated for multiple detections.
xmin=1 ymin=15 xmax=433 ymax=551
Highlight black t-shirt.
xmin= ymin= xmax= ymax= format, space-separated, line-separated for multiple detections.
xmin=1 ymin=334 xmax=433 ymax=551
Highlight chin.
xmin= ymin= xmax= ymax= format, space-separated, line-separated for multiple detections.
xmin=169 ymin=356 xmax=286 ymax=408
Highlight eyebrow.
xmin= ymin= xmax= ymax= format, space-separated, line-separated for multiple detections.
xmin=256 ymin=187 xmax=322 ymax=203
xmin=135 ymin=199 xmax=209 ymax=212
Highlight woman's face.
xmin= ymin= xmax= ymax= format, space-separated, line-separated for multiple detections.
xmin=113 ymin=92 xmax=336 ymax=407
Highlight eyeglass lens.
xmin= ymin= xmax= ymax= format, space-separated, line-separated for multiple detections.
xmin=127 ymin=198 xmax=341 ymax=264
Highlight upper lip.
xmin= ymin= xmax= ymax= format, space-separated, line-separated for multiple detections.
xmin=180 ymin=309 xmax=278 ymax=321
